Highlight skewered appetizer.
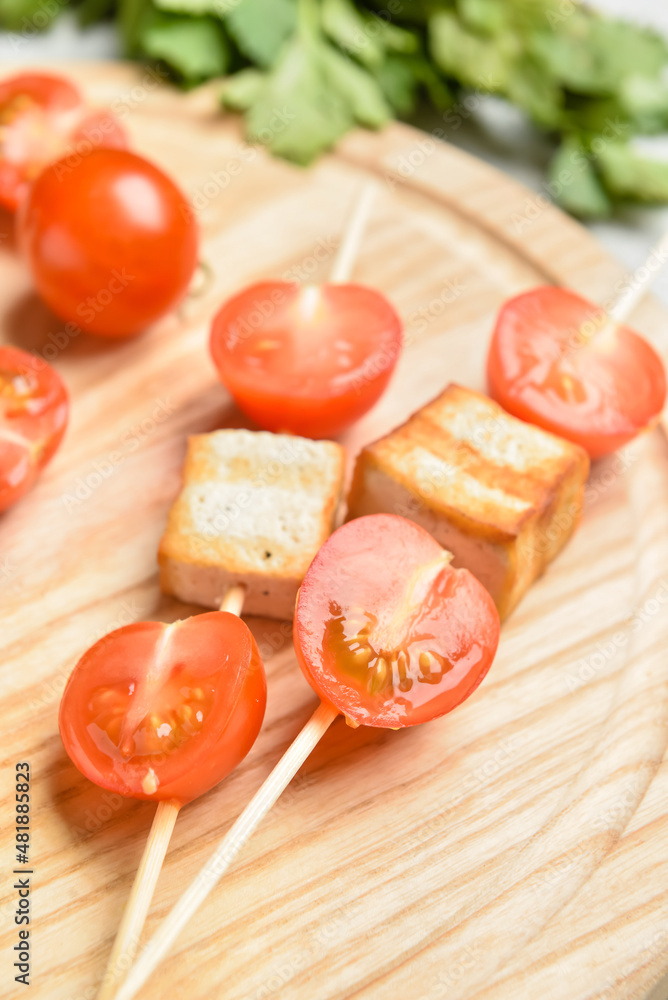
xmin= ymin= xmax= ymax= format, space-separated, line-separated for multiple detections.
xmin=59 ymin=608 xmax=267 ymax=999
xmin=109 ymin=512 xmax=502 ymax=1000
xmin=208 ymin=185 xmax=402 ymax=440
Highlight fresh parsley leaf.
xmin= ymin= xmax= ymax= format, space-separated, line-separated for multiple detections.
xmin=153 ymin=0 xmax=239 ymax=14
xmin=154 ymin=0 xmax=295 ymax=64
xmin=369 ymin=16 xmax=420 ymax=56
xmin=0 ymin=0 xmax=59 ymax=30
xmin=322 ymin=0 xmax=384 ymax=69
xmin=429 ymin=11 xmax=511 ymax=92
xmin=398 ymin=53 xmax=453 ymax=112
xmin=549 ymin=138 xmax=611 ymax=218
xmin=12 ymin=0 xmax=668 ymax=213
xmin=142 ymin=12 xmax=229 ymax=81
xmin=243 ymin=37 xmax=352 ymax=164
xmin=225 ymin=0 xmax=296 ymax=68
xmin=364 ymin=0 xmax=436 ymax=25
xmin=620 ymin=75 xmax=668 ymax=134
xmin=531 ymin=17 xmax=668 ymax=97
xmin=458 ymin=0 xmax=508 ymax=37
xmin=118 ymin=0 xmax=154 ymax=55
xmin=507 ymin=57 xmax=562 ymax=129
xmin=589 ymin=19 xmax=668 ymax=86
xmin=221 ymin=67 xmax=266 ymax=110
xmin=561 ymin=93 xmax=631 ymax=140
xmin=320 ymin=44 xmax=391 ymax=128
xmin=595 ymin=142 xmax=668 ymax=203
xmin=376 ymin=55 xmax=419 ymax=116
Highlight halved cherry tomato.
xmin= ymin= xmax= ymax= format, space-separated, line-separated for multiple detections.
xmin=18 ymin=148 xmax=199 ymax=337
xmin=59 ymin=612 xmax=266 ymax=803
xmin=210 ymin=281 xmax=402 ymax=439
xmin=487 ymin=286 xmax=667 ymax=460
xmin=0 ymin=72 xmax=128 ymax=212
xmin=0 ymin=345 xmax=68 ymax=512
xmin=294 ymin=514 xmax=500 ymax=728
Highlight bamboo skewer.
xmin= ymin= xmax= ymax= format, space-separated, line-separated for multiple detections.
xmin=218 ymin=582 xmax=247 ymax=616
xmin=605 ymin=230 xmax=668 ymax=328
xmin=580 ymin=230 xmax=668 ymax=435
xmin=106 ymin=182 xmax=379 ymax=999
xmin=329 ymin=182 xmax=378 ymax=284
xmin=113 ymin=701 xmax=339 ymax=1000
xmin=95 ymin=584 xmax=247 ymax=999
xmin=591 ymin=229 xmax=668 ymax=341
xmin=96 ymin=801 xmax=180 ymax=1000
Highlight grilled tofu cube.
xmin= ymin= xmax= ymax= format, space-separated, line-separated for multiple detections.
xmin=159 ymin=429 xmax=346 ymax=620
xmin=347 ymin=383 xmax=589 ymax=620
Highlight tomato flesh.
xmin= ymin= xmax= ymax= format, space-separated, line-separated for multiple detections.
xmin=488 ymin=286 xmax=667 ymax=459
xmin=0 ymin=72 xmax=128 ymax=212
xmin=294 ymin=514 xmax=500 ymax=727
xmin=0 ymin=345 xmax=68 ymax=511
xmin=59 ymin=612 xmax=266 ymax=803
xmin=18 ymin=148 xmax=198 ymax=337
xmin=209 ymin=281 xmax=402 ymax=438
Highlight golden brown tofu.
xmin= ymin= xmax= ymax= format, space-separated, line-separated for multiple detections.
xmin=159 ymin=429 xmax=346 ymax=620
xmin=347 ymin=383 xmax=589 ymax=620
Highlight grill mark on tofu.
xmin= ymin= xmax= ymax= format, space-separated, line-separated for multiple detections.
xmin=422 ymin=388 xmax=568 ymax=469
xmin=378 ymin=440 xmax=533 ymax=528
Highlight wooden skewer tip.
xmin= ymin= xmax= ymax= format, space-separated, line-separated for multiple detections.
xmin=96 ymin=799 xmax=180 ymax=1000
xmin=329 ymin=182 xmax=379 ymax=285
xmin=112 ymin=701 xmax=338 ymax=1000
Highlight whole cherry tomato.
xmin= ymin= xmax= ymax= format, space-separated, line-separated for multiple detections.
xmin=0 ymin=345 xmax=68 ymax=512
xmin=294 ymin=514 xmax=500 ymax=728
xmin=18 ymin=148 xmax=198 ymax=337
xmin=0 ymin=72 xmax=128 ymax=213
xmin=210 ymin=281 xmax=402 ymax=439
xmin=487 ymin=286 xmax=667 ymax=460
xmin=59 ymin=612 xmax=266 ymax=803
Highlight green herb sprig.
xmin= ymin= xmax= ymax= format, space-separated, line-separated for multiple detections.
xmin=4 ymin=0 xmax=668 ymax=216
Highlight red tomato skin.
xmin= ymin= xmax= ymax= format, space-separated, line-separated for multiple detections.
xmin=69 ymin=109 xmax=129 ymax=153
xmin=59 ymin=613 xmax=266 ymax=803
xmin=0 ymin=73 xmax=128 ymax=212
xmin=488 ymin=286 xmax=667 ymax=460
xmin=0 ymin=345 xmax=68 ymax=512
xmin=209 ymin=281 xmax=402 ymax=439
xmin=294 ymin=514 xmax=500 ymax=728
xmin=18 ymin=148 xmax=198 ymax=337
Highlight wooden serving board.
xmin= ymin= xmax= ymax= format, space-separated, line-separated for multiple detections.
xmin=1 ymin=62 xmax=668 ymax=1000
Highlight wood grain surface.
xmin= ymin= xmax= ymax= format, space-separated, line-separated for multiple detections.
xmin=1 ymin=62 xmax=668 ymax=1000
